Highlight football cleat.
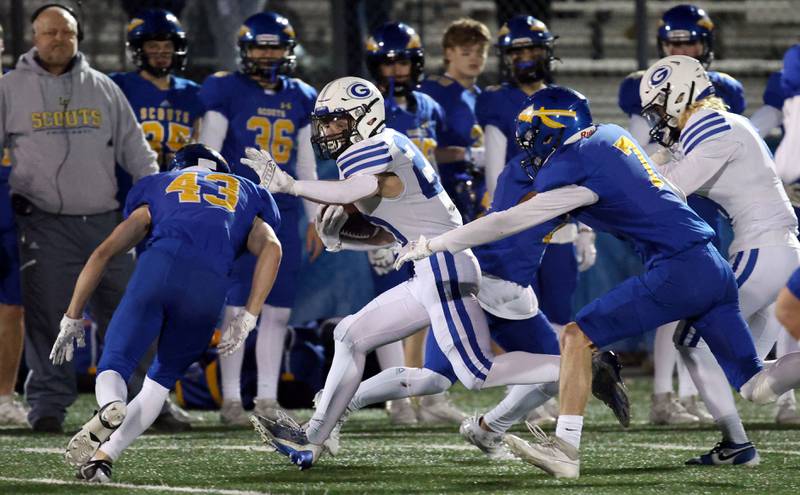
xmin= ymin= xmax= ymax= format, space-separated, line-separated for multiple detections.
xmin=650 ymin=392 xmax=698 ymax=425
xmin=505 ymin=423 xmax=580 ymax=478
xmin=591 ymin=351 xmax=630 ymax=427
xmin=417 ymin=393 xmax=467 ymax=425
xmin=459 ymin=416 xmax=515 ymax=460
xmin=526 ymin=404 xmax=557 ymax=426
xmin=386 ymin=398 xmax=418 ymax=425
xmin=250 ymin=412 xmax=322 ymax=470
xmin=685 ymin=440 xmax=760 ymax=467
xmin=776 ymin=397 xmax=800 ymax=425
xmin=65 ymin=401 xmax=127 ymax=467
xmin=220 ymin=399 xmax=250 ymax=426
xmin=0 ymin=394 xmax=29 ymax=426
xmin=76 ymin=459 xmax=113 ymax=483
xmin=680 ymin=395 xmax=714 ymax=423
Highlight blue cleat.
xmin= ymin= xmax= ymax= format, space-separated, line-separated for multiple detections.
xmin=250 ymin=413 xmax=322 ymax=470
xmin=686 ymin=441 xmax=760 ymax=467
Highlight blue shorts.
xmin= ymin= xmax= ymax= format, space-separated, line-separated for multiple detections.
xmin=423 ymin=311 xmax=560 ymax=383
xmin=0 ymin=230 xmax=21 ymax=305
xmin=98 ymin=240 xmax=229 ymax=389
xmin=532 ymin=242 xmax=578 ymax=325
xmin=577 ymin=242 xmax=761 ymax=389
xmin=227 ymin=206 xmax=300 ymax=308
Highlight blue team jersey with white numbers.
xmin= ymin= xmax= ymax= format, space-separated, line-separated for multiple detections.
xmin=110 ymin=72 xmax=204 ymax=168
xmin=475 ymin=82 xmax=529 ymax=162
xmin=384 ymin=90 xmax=444 ymax=165
xmin=472 ymin=153 xmax=560 ymax=287
xmin=533 ymin=124 xmax=714 ymax=267
xmin=124 ymin=168 xmax=280 ymax=269
xmin=782 ymin=44 xmax=800 ymax=98
xmin=619 ymin=70 xmax=746 ymax=117
xmin=198 ymin=72 xmax=317 ymax=210
xmin=418 ymin=75 xmax=483 ymax=149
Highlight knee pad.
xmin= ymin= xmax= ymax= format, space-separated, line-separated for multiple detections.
xmin=541 ymin=381 xmax=559 ymax=398
xmin=333 ymin=314 xmax=357 ymax=346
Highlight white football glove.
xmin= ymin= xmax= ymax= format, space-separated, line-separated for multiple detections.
xmin=240 ymin=148 xmax=296 ymax=195
xmin=394 ymin=235 xmax=432 ymax=270
xmin=50 ymin=315 xmax=86 ymax=365
xmin=314 ymin=204 xmax=349 ymax=252
xmin=218 ymin=309 xmax=258 ymax=356
xmin=368 ymin=247 xmax=397 ymax=276
xmin=575 ymin=226 xmax=597 ymax=272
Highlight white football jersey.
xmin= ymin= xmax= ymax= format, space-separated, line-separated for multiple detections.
xmin=659 ymin=108 xmax=798 ymax=255
xmin=336 ymin=128 xmax=462 ymax=245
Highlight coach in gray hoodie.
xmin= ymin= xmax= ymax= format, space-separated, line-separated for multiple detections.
xmin=0 ymin=6 xmax=158 ymax=432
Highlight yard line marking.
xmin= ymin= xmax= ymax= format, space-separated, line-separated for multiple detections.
xmin=21 ymin=443 xmax=476 ymax=455
xmin=0 ymin=477 xmax=272 ymax=495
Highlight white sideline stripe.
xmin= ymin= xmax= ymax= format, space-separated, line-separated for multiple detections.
xmin=21 ymin=443 xmax=477 ymax=455
xmin=0 ymin=477 xmax=271 ymax=495
xmin=627 ymin=442 xmax=800 ymax=456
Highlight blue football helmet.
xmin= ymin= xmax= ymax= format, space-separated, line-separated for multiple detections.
xmin=238 ymin=12 xmax=297 ymax=81
xmin=365 ymin=22 xmax=424 ymax=97
xmin=170 ymin=143 xmax=230 ymax=174
xmin=126 ymin=9 xmax=187 ymax=77
xmin=497 ymin=15 xmax=556 ymax=84
xmin=657 ymin=4 xmax=715 ymax=68
xmin=515 ymin=86 xmax=593 ymax=179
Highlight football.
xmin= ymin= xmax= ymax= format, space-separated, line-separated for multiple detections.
xmin=323 ymin=204 xmax=379 ymax=240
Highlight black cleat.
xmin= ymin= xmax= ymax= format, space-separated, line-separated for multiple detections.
xmin=591 ymin=351 xmax=630 ymax=427
xmin=76 ymin=459 xmax=113 ymax=483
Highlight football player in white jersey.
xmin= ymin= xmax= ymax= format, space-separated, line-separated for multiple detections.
xmin=640 ymin=55 xmax=800 ymax=465
xmin=239 ymin=77 xmax=625 ymax=469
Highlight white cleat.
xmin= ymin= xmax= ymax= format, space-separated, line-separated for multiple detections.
xmin=650 ymin=392 xmax=698 ymax=425
xmin=504 ymin=423 xmax=580 ymax=479
xmin=680 ymin=395 xmax=714 ymax=424
xmin=0 ymin=394 xmax=29 ymax=426
xmin=220 ymin=399 xmax=250 ymax=426
xmin=775 ymin=394 xmax=800 ymax=425
xmin=740 ymin=370 xmax=779 ymax=405
xmin=417 ymin=393 xmax=466 ymax=425
xmin=65 ymin=401 xmax=127 ymax=467
xmin=459 ymin=416 xmax=515 ymax=460
xmin=386 ymin=398 xmax=418 ymax=425
xmin=526 ymin=404 xmax=557 ymax=426
xmin=254 ymin=398 xmax=297 ymax=422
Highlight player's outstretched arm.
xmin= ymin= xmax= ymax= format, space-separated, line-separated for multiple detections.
xmin=65 ymin=206 xmax=151 ymax=320
xmin=394 ymin=185 xmax=597 ymax=268
xmin=219 ymin=219 xmax=282 ymax=356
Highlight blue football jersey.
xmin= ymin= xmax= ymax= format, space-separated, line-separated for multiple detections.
xmin=619 ymin=70 xmax=746 ymax=116
xmin=110 ymin=72 xmax=204 ymax=167
xmin=782 ymin=44 xmax=800 ymax=98
xmin=472 ymin=153 xmax=561 ymax=287
xmin=533 ymin=124 xmax=714 ymax=267
xmin=418 ymin=75 xmax=483 ymax=149
xmin=124 ymin=168 xmax=280 ymax=269
xmin=475 ymin=82 xmax=529 ymax=162
xmin=385 ymin=90 xmax=444 ymax=165
xmin=763 ymin=71 xmax=786 ymax=109
xmin=198 ymin=72 xmax=317 ymax=210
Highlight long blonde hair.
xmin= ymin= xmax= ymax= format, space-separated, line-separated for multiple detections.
xmin=678 ymin=96 xmax=728 ymax=129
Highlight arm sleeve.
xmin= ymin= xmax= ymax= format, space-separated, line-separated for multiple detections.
xmin=295 ymin=125 xmax=319 ymax=220
xmin=749 ymin=105 xmax=784 ymax=138
xmin=198 ymin=110 xmax=229 ymax=151
xmin=111 ymin=82 xmax=158 ymax=180
xmin=429 ymin=185 xmax=599 ymax=254
xmin=776 ymin=96 xmax=800 ymax=183
xmin=657 ymin=138 xmax=738 ymax=195
xmin=293 ymin=174 xmax=379 ymax=204
xmin=484 ymin=124 xmax=507 ymax=198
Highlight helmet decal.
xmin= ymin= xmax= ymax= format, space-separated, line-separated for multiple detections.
xmin=347 ymin=82 xmax=373 ymax=99
xmin=649 ymin=65 xmax=672 ymax=87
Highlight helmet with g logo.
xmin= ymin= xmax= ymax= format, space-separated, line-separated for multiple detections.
xmin=310 ymin=77 xmax=386 ymax=160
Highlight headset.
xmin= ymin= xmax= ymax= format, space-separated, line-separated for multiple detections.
xmin=30 ymin=3 xmax=84 ymax=42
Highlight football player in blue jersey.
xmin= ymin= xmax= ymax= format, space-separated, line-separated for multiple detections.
xmin=618 ymin=4 xmax=744 ymax=425
xmin=0 ymin=21 xmax=27 ymax=427
xmin=418 ymin=18 xmax=491 ymax=222
xmin=363 ymin=21 xmax=454 ymax=424
xmin=111 ymin=9 xmax=204 ymax=205
xmin=777 ymin=267 xmax=800 ymax=340
xmin=48 ymin=144 xmax=282 ymax=483
xmin=475 ymin=16 xmax=595 ymax=424
xmin=397 ymin=85 xmax=800 ymax=478
xmin=197 ymin=11 xmax=322 ymax=426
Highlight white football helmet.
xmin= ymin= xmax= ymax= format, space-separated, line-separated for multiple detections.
xmin=639 ymin=55 xmax=714 ymax=147
xmin=310 ymin=76 xmax=386 ymax=159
